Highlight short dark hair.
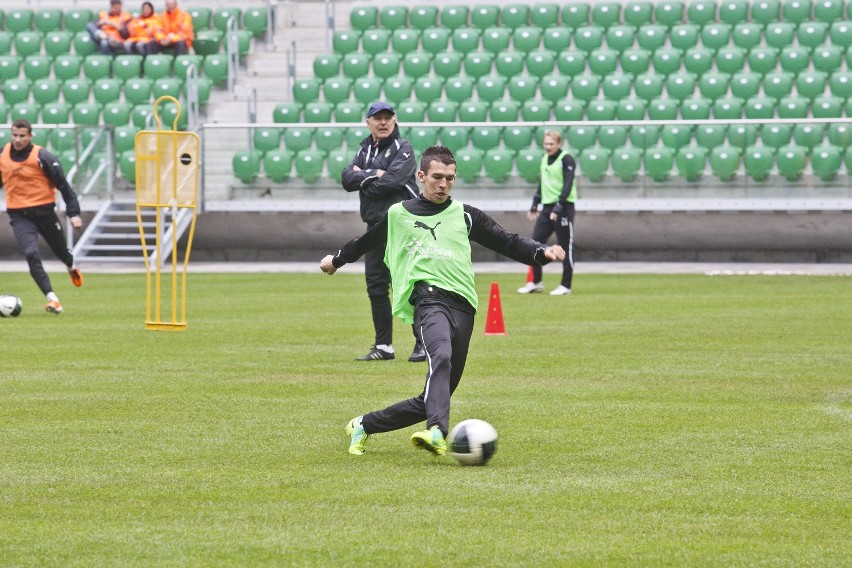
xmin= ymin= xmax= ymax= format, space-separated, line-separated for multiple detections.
xmin=12 ymin=119 xmax=32 ymax=134
xmin=419 ymin=145 xmax=456 ymax=173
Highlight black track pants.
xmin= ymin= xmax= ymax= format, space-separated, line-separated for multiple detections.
xmin=362 ymin=301 xmax=474 ymax=437
xmin=9 ymin=209 xmax=73 ymax=296
xmin=530 ymin=203 xmax=575 ymax=288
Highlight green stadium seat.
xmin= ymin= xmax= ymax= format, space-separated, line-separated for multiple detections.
xmin=283 ymin=128 xmax=313 ymax=153
xmin=592 ymin=2 xmax=622 ymax=29
xmin=292 ymin=78 xmax=321 ymax=106
xmin=451 ymin=27 xmax=481 ymax=52
xmin=745 ymin=96 xmax=776 ymax=119
xmin=61 ymin=77 xmax=90 ymax=105
xmin=508 ymin=76 xmax=538 ymax=101
xmin=332 ymin=30 xmax=361 ymax=55
xmin=414 ymin=76 xmax=444 ymax=104
xmin=402 ymin=52 xmax=433 ymax=78
xmin=744 ymin=145 xmax=774 ymax=181
xmin=765 ymin=22 xmax=795 ymax=49
xmin=23 ymin=55 xmax=51 ymax=81
xmin=476 ymin=76 xmax=507 ymax=103
xmin=372 ymin=53 xmax=401 ymax=79
xmin=232 ymin=150 xmax=260 ymax=183
xmin=527 ymin=50 xmax=557 ymax=78
xmin=713 ymin=96 xmax=744 ymax=119
xmin=11 ymin=102 xmax=39 ymax=123
xmin=589 ymin=48 xmax=618 ymax=76
xmin=654 ymin=1 xmax=685 ymax=28
xmin=313 ymin=54 xmax=341 ymax=80
xmin=812 ymin=45 xmax=843 ymax=73
xmin=484 ymin=148 xmax=515 ymax=183
xmin=644 ymin=147 xmax=675 ymax=181
xmin=420 ymin=27 xmax=450 ymax=55
xmin=494 ymin=51 xmax=525 ymax=77
xmin=92 ymin=77 xmax=122 ymax=104
xmin=44 ymin=30 xmax=73 ymax=58
xmin=652 ymin=47 xmax=682 ymax=75
xmin=747 ymin=47 xmax=779 ymax=75
xmin=751 ymin=0 xmax=781 ymax=26
xmin=119 ymin=150 xmax=137 ymax=182
xmin=426 ymin=101 xmax=459 ymax=122
xmin=264 ymin=149 xmax=294 ymax=183
xmin=562 ymin=3 xmax=591 ymax=29
xmin=602 ymin=73 xmax=633 ymax=99
xmin=65 ymin=8 xmax=94 ymax=34
xmin=6 ymin=9 xmax=33 ymax=33
xmin=649 ymin=98 xmax=680 ymax=119
xmin=103 ymin=101 xmax=132 ymax=126
xmin=778 ymin=96 xmax=810 ymax=118
xmin=35 ymin=8 xmax=63 ymax=33
xmin=514 ymin=26 xmax=545 ymax=52
xmin=0 ymin=31 xmax=11 ymax=55
xmin=792 ymin=123 xmax=825 ymax=148
xmin=542 ymin=27 xmax=572 ymax=53
xmin=699 ymin=71 xmax=730 ymax=99
xmin=340 ymin=53 xmax=370 ymax=80
xmin=796 ymin=71 xmax=827 ymax=100
xmin=611 ymin=146 xmax=642 ymax=182
xmin=621 ymin=48 xmax=651 ymax=75
xmin=322 ymin=76 xmax=353 ymax=104
xmin=689 ymin=0 xmax=718 ymax=25
xmin=605 ymin=25 xmax=636 ymax=52
xmin=72 ymin=31 xmax=96 ymax=57
xmin=556 ymin=50 xmax=586 ymax=75
xmin=701 ymin=23 xmax=732 ymax=50
xmin=539 ymin=74 xmax=570 ymax=103
xmin=630 ymin=125 xmax=660 ymax=150
xmin=829 ymin=71 xmax=852 ymax=98
xmin=111 ymin=54 xmax=143 ymax=81
xmin=440 ymin=6 xmax=469 ymax=30
xmin=810 ymin=145 xmax=843 ymax=181
xmin=193 ymin=30 xmax=223 ymax=57
xmin=520 ymin=100 xmax=550 ymax=121
xmin=244 ymin=6 xmax=268 ymax=38
xmin=715 ymin=47 xmax=747 ymax=74
xmin=782 ymin=0 xmax=813 ymax=24
xmin=573 ymin=25 xmax=604 ymax=51
xmin=567 ymin=126 xmax=598 ymax=151
xmin=481 ymin=26 xmax=513 ymax=54
xmin=124 ymin=77 xmax=152 ymax=105
xmin=730 ymin=71 xmax=761 ymax=99
xmin=779 ymin=46 xmax=811 ymax=74
xmin=73 ymin=102 xmax=101 ymax=126
xmin=273 ymin=102 xmax=302 ymax=123
xmin=501 ymin=4 xmax=532 ymax=29
xmin=695 ymin=124 xmax=728 ymax=149
xmin=570 ymin=74 xmax=601 ymax=102
xmin=728 ymin=124 xmax=759 ymax=149
xmin=470 ymin=5 xmax=500 ymax=29
xmin=666 ymin=72 xmax=697 ymax=100
xmin=396 ymin=101 xmax=426 ymax=122
xmin=797 ymin=21 xmax=829 ymax=48
xmin=829 ymin=20 xmax=852 ymax=47
xmin=597 ymin=124 xmax=628 ymax=150
xmin=634 ymin=72 xmax=665 ymax=101
xmin=314 ymin=126 xmax=344 ymax=154
xmin=409 ymin=126 xmax=440 ymax=153
xmin=554 ymin=99 xmax=586 ymax=121
xmin=41 ymin=101 xmax=71 ymax=124
xmin=503 ymin=125 xmax=534 ymax=151
xmin=636 ymin=24 xmax=668 ymax=52
xmin=153 ymin=77 xmax=183 ymax=100
xmin=444 ymin=75 xmax=474 ymax=103
xmin=188 ymin=7 xmax=212 ymax=30
xmin=440 ymin=126 xmax=470 ymax=152
xmin=463 ymin=52 xmax=494 ymax=79
xmin=327 ymin=101 xmax=362 ymax=124
xmin=732 ymin=23 xmax=763 ymax=50
xmin=676 ymin=146 xmax=707 ymax=181
xmin=763 ymin=71 xmax=794 ymax=99
xmin=489 ymin=100 xmax=519 ymax=122
xmin=350 ymin=6 xmax=377 ymax=31
xmin=719 ymin=0 xmax=750 ymax=25
xmin=131 ymin=104 xmax=154 ymax=128
xmin=814 ymin=0 xmax=844 ymax=21
xmin=681 ymin=97 xmax=712 ymax=119
xmin=326 ymin=149 xmax=351 ymax=183
xmin=579 ymin=147 xmax=610 ymax=182
xmin=776 ymin=144 xmax=807 ymax=180
xmin=812 ymin=95 xmax=844 ymax=118
xmin=50 ymin=128 xmax=77 ymax=153
xmin=710 ymin=145 xmax=741 ymax=180
xmin=429 ymin=51 xmax=459 ymax=79
xmin=143 ymin=54 xmax=173 ymax=80
xmin=383 ymin=76 xmax=414 ymax=106
xmin=14 ymin=31 xmax=43 ymax=58
xmin=351 ymin=77 xmax=382 ymax=106
xmin=295 ymin=149 xmax=324 ymax=183
xmin=252 ymin=127 xmax=282 ymax=154
xmin=410 ymin=6 xmax=439 ymax=30
xmin=670 ymin=24 xmax=700 ymax=50
xmin=213 ymin=7 xmax=242 ymax=32
xmin=361 ymin=29 xmax=390 ymax=55
xmin=516 ymin=148 xmax=542 ymax=182
xmin=392 ymin=29 xmax=421 ymax=54
xmin=3 ymin=78 xmax=30 ymax=105
xmin=53 ymin=54 xmax=82 ymax=82
xmin=303 ymin=101 xmax=333 ymax=123
xmin=617 ymin=99 xmax=647 ymax=119
xmin=454 ymin=148 xmax=484 ymax=183
xmin=661 ymin=124 xmax=693 ymax=150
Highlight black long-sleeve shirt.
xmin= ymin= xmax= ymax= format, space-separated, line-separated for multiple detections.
xmin=1 ymin=143 xmax=81 ymax=217
xmin=332 ymin=195 xmax=552 ymax=313
xmin=530 ymin=152 xmax=576 ymax=215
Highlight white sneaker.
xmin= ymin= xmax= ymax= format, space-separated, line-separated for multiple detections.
xmin=550 ymin=285 xmax=572 ymax=296
xmin=517 ymin=282 xmax=544 ymax=294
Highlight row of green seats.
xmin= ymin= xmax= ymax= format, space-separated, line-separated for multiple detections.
xmin=0 ymin=99 xmax=187 ymax=130
xmin=2 ymin=75 xmax=211 ymax=107
xmin=333 ymin=20 xmax=852 ymax=57
xmin=347 ymin=1 xmax=849 ymax=33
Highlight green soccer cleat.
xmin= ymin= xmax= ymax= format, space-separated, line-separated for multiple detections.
xmin=410 ymin=426 xmax=447 ymax=456
xmin=345 ymin=417 xmax=370 ymax=455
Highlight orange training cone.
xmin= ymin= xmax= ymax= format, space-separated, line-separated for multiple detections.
xmin=484 ymin=282 xmax=507 ymax=336
xmin=526 ymin=266 xmax=534 ymax=283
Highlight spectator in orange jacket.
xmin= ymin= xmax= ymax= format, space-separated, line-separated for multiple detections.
xmin=124 ymin=2 xmax=161 ymax=55
xmin=158 ymin=0 xmax=193 ymax=55
xmin=87 ymin=0 xmax=132 ymax=54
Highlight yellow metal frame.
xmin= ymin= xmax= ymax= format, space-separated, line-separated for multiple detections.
xmin=135 ymin=96 xmax=200 ymax=331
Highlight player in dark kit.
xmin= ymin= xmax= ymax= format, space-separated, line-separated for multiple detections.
xmin=321 ymin=146 xmax=565 ymax=457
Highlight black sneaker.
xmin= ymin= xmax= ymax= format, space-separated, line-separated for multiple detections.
xmin=408 ymin=343 xmax=426 ymax=363
xmin=356 ymin=346 xmax=395 ymax=361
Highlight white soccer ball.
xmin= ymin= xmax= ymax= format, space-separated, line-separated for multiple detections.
xmin=0 ymin=295 xmax=23 ymax=318
xmin=448 ymin=419 xmax=498 ymax=466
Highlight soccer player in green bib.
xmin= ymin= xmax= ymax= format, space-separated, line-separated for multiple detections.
xmin=320 ymin=146 xmax=565 ymax=457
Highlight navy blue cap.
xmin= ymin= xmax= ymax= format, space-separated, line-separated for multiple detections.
xmin=367 ymin=101 xmax=395 ymax=118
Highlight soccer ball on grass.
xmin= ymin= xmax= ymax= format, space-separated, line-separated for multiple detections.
xmin=0 ymin=295 xmax=23 ymax=317
xmin=448 ymin=419 xmax=498 ymax=466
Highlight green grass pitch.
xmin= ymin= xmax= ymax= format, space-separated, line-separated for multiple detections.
xmin=1 ymin=270 xmax=850 ymax=566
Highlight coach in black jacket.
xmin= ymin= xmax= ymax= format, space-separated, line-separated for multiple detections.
xmin=342 ymin=101 xmax=424 ymax=363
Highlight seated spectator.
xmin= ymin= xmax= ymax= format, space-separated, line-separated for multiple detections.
xmin=87 ymin=0 xmax=132 ymax=55
xmin=158 ymin=0 xmax=194 ymax=55
xmin=124 ymin=2 xmax=161 ymax=55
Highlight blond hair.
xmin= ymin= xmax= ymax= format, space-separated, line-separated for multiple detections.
xmin=543 ymin=130 xmax=562 ymax=146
